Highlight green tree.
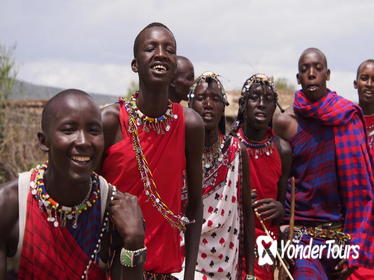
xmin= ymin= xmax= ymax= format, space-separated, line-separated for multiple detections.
xmin=0 ymin=44 xmax=17 ymax=103
xmin=275 ymin=77 xmax=296 ymax=92
xmin=126 ymin=79 xmax=139 ymax=98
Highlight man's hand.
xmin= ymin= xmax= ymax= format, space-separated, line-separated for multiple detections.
xmin=253 ymin=198 xmax=284 ymax=222
xmin=109 ymin=191 xmax=145 ymax=250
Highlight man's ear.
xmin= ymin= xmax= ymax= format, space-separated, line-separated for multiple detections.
xmin=326 ymin=69 xmax=331 ymax=81
xmin=38 ymin=131 xmax=49 ymax=152
xmin=354 ymin=80 xmax=358 ymax=89
xmin=296 ymin=73 xmax=301 ymax=85
xmin=131 ymin=59 xmax=138 ymax=73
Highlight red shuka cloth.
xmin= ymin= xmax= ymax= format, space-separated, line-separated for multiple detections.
xmin=101 ymin=102 xmax=186 ymax=274
xmin=18 ymin=191 xmax=105 ymax=280
xmin=239 ymin=129 xmax=281 ymax=280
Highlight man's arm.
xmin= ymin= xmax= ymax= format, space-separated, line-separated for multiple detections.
xmin=183 ymin=107 xmax=204 ymax=280
xmin=109 ymin=191 xmax=145 ymax=280
xmin=273 ymin=107 xmax=298 ymax=141
xmin=275 ymin=137 xmax=292 ymax=208
xmin=239 ymin=142 xmax=255 ymax=276
xmin=0 ymin=180 xmax=19 ymax=280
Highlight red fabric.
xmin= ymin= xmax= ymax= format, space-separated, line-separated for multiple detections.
xmin=201 ymin=136 xmax=238 ymax=197
xmin=364 ymin=114 xmax=374 ymax=156
xmin=18 ymin=189 xmax=105 ymax=280
xmin=239 ymin=129 xmax=281 ymax=280
xmin=348 ymin=267 xmax=374 ymax=280
xmin=101 ymin=102 xmax=186 ymax=274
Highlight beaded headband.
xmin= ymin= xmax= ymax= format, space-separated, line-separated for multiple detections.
xmin=241 ymin=73 xmax=276 ymax=96
xmin=188 ymin=71 xmax=229 ymax=106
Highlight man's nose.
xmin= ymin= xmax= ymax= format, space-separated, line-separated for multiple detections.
xmin=308 ymin=68 xmax=316 ymax=79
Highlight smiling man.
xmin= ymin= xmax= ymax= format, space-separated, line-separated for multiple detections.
xmin=274 ymin=48 xmax=374 ymax=279
xmin=355 ymin=59 xmax=374 ymax=155
xmin=100 ymin=23 xmax=204 ymax=280
xmin=0 ymin=89 xmax=145 ymax=280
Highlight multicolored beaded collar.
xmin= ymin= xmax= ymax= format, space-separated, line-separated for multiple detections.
xmin=119 ymin=92 xmax=178 ymax=134
xmin=29 ymin=163 xmax=100 ymax=228
xmin=238 ymin=133 xmax=274 ymax=159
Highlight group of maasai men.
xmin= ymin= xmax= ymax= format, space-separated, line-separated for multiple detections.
xmin=0 ymin=22 xmax=373 ymax=280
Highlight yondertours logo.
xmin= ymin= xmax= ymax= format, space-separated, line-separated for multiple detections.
xmin=256 ymin=235 xmax=360 ymax=266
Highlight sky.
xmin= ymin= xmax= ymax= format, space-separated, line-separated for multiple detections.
xmin=1 ymin=0 xmax=373 ymax=102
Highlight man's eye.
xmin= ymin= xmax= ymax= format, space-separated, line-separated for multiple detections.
xmin=166 ymin=47 xmax=176 ymax=54
xmin=89 ymin=128 xmax=102 ymax=135
xmin=144 ymin=46 xmax=154 ymax=52
xmin=248 ymin=95 xmax=259 ymax=101
xmin=61 ymin=127 xmax=75 ymax=134
xmin=360 ymin=75 xmax=368 ymax=81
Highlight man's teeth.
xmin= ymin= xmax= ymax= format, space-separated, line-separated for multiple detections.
xmin=153 ymin=65 xmax=166 ymax=71
xmin=72 ymin=156 xmax=90 ymax=162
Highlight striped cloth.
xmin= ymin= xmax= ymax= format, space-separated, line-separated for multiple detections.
xmin=294 ymin=89 xmax=374 ymax=268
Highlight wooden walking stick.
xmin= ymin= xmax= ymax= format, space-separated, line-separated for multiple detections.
xmin=254 ymin=208 xmax=294 ymax=280
xmin=278 ymin=177 xmax=296 ymax=280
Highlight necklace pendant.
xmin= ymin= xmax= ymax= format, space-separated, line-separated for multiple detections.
xmin=165 ymin=124 xmax=170 ymax=132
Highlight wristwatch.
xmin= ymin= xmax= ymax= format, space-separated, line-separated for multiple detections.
xmin=120 ymin=246 xmax=147 ymax=267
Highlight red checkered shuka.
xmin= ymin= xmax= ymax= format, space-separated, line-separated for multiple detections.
xmin=294 ymin=90 xmax=374 ymax=268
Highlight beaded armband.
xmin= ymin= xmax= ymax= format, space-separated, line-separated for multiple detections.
xmin=120 ymin=247 xmax=147 ymax=267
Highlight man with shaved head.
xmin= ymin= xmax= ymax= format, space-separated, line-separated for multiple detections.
xmin=355 ymin=59 xmax=374 ymax=155
xmin=100 ymin=23 xmax=204 ymax=280
xmin=169 ymin=56 xmax=195 ymax=103
xmin=274 ymin=48 xmax=374 ymax=279
xmin=0 ymin=89 xmax=145 ymax=279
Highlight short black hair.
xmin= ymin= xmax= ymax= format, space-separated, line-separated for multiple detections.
xmin=298 ymin=47 xmax=328 ymax=69
xmin=41 ymin=89 xmax=94 ymax=133
xmin=356 ymin=59 xmax=374 ymax=79
xmin=133 ymin=22 xmax=175 ymax=58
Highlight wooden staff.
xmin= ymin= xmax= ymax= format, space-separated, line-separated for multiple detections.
xmin=254 ymin=208 xmax=294 ymax=280
xmin=289 ymin=177 xmax=296 ymax=241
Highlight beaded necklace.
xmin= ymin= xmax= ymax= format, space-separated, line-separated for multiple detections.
xmin=30 ymin=163 xmax=100 ymax=228
xmin=122 ymin=97 xmax=192 ymax=231
xmin=81 ymin=186 xmax=116 ymax=280
xmin=238 ymin=133 xmax=274 ymax=159
xmin=119 ymin=93 xmax=178 ymax=134
xmin=203 ymin=135 xmax=225 ymax=169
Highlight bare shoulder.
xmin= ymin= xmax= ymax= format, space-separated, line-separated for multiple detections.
xmin=101 ymin=103 xmax=120 ymax=130
xmin=0 ymin=180 xmax=19 ymax=237
xmin=183 ymin=107 xmax=204 ymax=134
xmin=273 ymin=107 xmax=297 ymax=140
xmin=101 ymin=103 xmax=121 ymax=149
xmin=273 ymin=136 xmax=292 ymax=158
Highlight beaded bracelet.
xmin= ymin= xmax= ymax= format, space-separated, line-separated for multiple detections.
xmin=245 ymin=275 xmax=257 ymax=280
xmin=120 ymin=247 xmax=147 ymax=267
